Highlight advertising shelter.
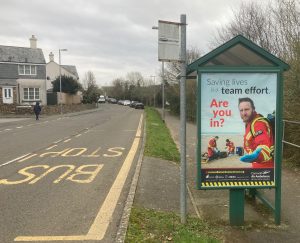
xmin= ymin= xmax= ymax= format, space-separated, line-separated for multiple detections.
xmin=187 ymin=35 xmax=289 ymax=225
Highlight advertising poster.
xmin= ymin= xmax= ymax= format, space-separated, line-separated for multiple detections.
xmin=200 ymin=73 xmax=276 ymax=188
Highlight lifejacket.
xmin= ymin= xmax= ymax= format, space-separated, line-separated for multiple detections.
xmin=226 ymin=141 xmax=235 ymax=153
xmin=207 ymin=137 xmax=217 ymax=158
xmin=244 ymin=113 xmax=274 ymax=168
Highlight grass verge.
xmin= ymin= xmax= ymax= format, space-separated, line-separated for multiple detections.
xmin=144 ymin=107 xmax=180 ymax=163
xmin=125 ymin=207 xmax=222 ymax=243
xmin=125 ymin=107 xmax=223 ymax=242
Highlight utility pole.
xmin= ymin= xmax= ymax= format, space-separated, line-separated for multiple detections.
xmin=150 ymin=75 xmax=156 ymax=107
xmin=179 ymin=14 xmax=187 ymax=224
xmin=162 ymin=61 xmax=165 ymax=122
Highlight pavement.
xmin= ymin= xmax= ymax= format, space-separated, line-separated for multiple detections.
xmin=133 ymin=109 xmax=300 ymax=243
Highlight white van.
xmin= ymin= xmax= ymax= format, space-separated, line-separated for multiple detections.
xmin=98 ymin=95 xmax=105 ymax=103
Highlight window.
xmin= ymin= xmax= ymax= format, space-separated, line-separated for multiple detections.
xmin=24 ymin=88 xmax=39 ymax=100
xmin=4 ymin=88 xmax=12 ymax=98
xmin=18 ymin=65 xmax=37 ymax=75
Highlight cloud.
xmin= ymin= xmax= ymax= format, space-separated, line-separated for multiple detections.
xmin=0 ymin=0 xmax=266 ymax=86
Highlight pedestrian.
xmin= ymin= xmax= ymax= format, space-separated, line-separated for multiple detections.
xmin=238 ymin=97 xmax=274 ymax=168
xmin=33 ymin=102 xmax=41 ymax=120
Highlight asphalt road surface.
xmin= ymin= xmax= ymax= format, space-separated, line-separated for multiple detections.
xmin=0 ymin=104 xmax=144 ymax=243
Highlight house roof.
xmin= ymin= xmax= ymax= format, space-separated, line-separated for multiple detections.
xmin=0 ymin=79 xmax=17 ymax=86
xmin=0 ymin=45 xmax=45 ymax=64
xmin=187 ymin=35 xmax=289 ymax=75
xmin=62 ymin=65 xmax=79 ymax=79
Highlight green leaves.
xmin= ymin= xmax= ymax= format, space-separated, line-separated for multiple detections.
xmin=52 ymin=75 xmax=82 ymax=94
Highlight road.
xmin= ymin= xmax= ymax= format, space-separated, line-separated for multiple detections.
xmin=0 ymin=104 xmax=144 ymax=242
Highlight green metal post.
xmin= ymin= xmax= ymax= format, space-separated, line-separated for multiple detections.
xmin=275 ymin=71 xmax=283 ymax=225
xmin=229 ymin=189 xmax=245 ymax=226
xmin=196 ymin=72 xmax=202 ymax=189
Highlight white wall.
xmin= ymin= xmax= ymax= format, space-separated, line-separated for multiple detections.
xmin=46 ymin=62 xmax=78 ymax=90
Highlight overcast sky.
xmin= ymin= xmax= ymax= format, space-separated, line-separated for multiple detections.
xmin=0 ymin=0 xmax=264 ymax=86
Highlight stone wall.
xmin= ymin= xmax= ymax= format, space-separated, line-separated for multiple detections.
xmin=0 ymin=103 xmax=96 ymax=116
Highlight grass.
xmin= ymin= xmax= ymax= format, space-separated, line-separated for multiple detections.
xmin=144 ymin=107 xmax=180 ymax=163
xmin=125 ymin=207 xmax=222 ymax=243
xmin=125 ymin=107 xmax=223 ymax=242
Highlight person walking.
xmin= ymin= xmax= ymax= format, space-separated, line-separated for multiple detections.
xmin=33 ymin=102 xmax=41 ymax=120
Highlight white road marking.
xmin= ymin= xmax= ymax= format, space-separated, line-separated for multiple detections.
xmin=46 ymin=145 xmax=58 ymax=150
xmin=64 ymin=139 xmax=71 ymax=143
xmin=0 ymin=153 xmax=31 ymax=168
xmin=53 ymin=139 xmax=62 ymax=144
xmin=16 ymin=126 xmax=23 ymax=129
xmin=18 ymin=154 xmax=37 ymax=163
xmin=75 ymin=134 xmax=82 ymax=138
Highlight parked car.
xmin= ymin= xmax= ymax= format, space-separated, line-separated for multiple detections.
xmin=118 ymin=100 xmax=124 ymax=105
xmin=110 ymin=98 xmax=117 ymax=104
xmin=123 ymin=100 xmax=131 ymax=106
xmin=130 ymin=101 xmax=138 ymax=108
xmin=134 ymin=102 xmax=144 ymax=109
xmin=98 ymin=95 xmax=105 ymax=103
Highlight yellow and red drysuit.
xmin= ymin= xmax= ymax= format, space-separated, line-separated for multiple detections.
xmin=207 ymin=137 xmax=217 ymax=158
xmin=226 ymin=140 xmax=235 ymax=155
xmin=244 ymin=112 xmax=274 ymax=168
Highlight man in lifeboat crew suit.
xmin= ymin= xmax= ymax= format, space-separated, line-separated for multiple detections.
xmin=238 ymin=97 xmax=274 ymax=168
xmin=207 ymin=136 xmax=220 ymax=161
xmin=225 ymin=138 xmax=235 ymax=156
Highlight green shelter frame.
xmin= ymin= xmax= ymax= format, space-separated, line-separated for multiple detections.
xmin=187 ymin=35 xmax=289 ymax=225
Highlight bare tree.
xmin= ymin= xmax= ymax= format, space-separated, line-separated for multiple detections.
xmin=82 ymin=71 xmax=97 ymax=90
xmin=81 ymin=71 xmax=100 ymax=103
xmin=163 ymin=46 xmax=203 ymax=82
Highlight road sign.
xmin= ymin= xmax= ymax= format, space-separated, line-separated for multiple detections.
xmin=158 ymin=20 xmax=180 ymax=62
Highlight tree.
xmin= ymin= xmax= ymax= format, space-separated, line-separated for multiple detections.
xmin=163 ymin=46 xmax=203 ymax=82
xmin=52 ymin=75 xmax=82 ymax=94
xmin=162 ymin=46 xmax=202 ymax=118
xmin=81 ymin=71 xmax=101 ymax=103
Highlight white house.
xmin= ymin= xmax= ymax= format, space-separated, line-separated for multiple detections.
xmin=46 ymin=52 xmax=79 ymax=91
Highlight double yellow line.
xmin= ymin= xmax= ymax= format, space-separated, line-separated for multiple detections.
xmin=15 ymin=114 xmax=143 ymax=242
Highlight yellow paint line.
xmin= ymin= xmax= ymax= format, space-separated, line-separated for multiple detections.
xmin=46 ymin=145 xmax=58 ymax=150
xmin=14 ymin=235 xmax=88 ymax=241
xmin=14 ymin=114 xmax=143 ymax=242
xmin=64 ymin=139 xmax=71 ymax=143
xmin=18 ymin=154 xmax=37 ymax=163
xmin=87 ymin=113 xmax=143 ymax=239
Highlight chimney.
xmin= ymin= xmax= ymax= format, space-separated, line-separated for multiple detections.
xmin=29 ymin=35 xmax=37 ymax=48
xmin=49 ymin=52 xmax=54 ymax=62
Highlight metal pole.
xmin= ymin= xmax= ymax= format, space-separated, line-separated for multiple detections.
xmin=180 ymin=14 xmax=187 ymax=224
xmin=59 ymin=49 xmax=62 ymax=115
xmin=162 ymin=61 xmax=165 ymax=122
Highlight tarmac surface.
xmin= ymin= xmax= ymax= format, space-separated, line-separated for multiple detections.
xmin=133 ymin=109 xmax=300 ymax=243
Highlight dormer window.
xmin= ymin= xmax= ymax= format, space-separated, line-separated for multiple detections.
xmin=18 ymin=64 xmax=37 ymax=75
